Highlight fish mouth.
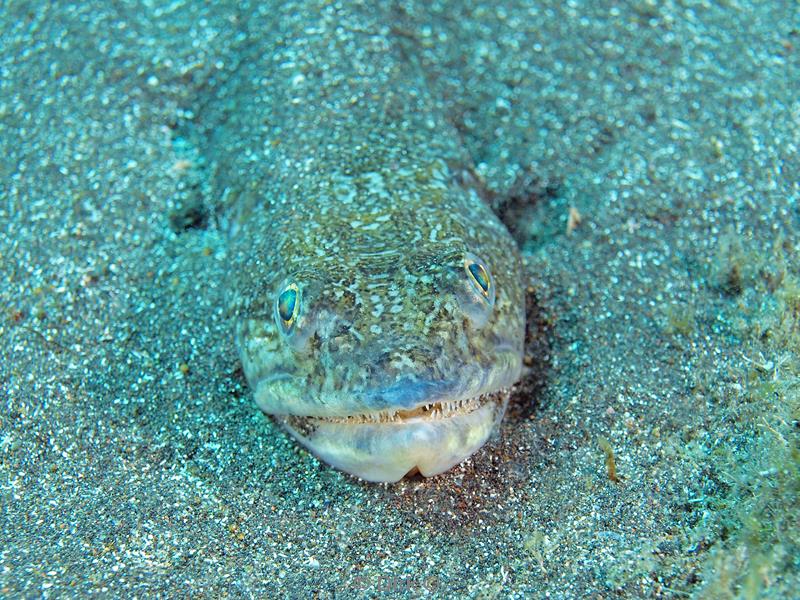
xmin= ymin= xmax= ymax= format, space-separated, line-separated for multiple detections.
xmin=283 ymin=391 xmax=497 ymax=426
xmin=274 ymin=388 xmax=511 ymax=483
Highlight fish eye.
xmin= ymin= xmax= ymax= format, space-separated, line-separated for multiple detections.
xmin=464 ymin=255 xmax=492 ymax=301
xmin=277 ymin=283 xmax=300 ymax=329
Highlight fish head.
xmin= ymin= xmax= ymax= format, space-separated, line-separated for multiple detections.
xmin=232 ymin=166 xmax=525 ymax=481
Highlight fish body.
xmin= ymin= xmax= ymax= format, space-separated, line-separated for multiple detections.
xmin=215 ymin=1 xmax=525 ymax=482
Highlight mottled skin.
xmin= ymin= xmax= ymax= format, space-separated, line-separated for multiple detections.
xmin=209 ymin=1 xmax=524 ymax=481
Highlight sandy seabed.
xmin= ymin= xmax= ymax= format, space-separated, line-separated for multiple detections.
xmin=1 ymin=1 xmax=798 ymax=597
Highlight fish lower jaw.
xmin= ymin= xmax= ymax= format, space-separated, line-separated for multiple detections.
xmin=275 ymin=390 xmax=511 ymax=482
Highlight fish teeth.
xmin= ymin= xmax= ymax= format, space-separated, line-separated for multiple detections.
xmin=311 ymin=391 xmax=500 ymax=425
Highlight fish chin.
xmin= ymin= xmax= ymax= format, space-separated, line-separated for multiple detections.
xmin=276 ymin=391 xmax=510 ymax=482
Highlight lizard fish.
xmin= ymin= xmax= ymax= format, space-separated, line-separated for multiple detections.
xmin=212 ymin=1 xmax=525 ymax=482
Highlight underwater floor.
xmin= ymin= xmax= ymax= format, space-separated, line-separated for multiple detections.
xmin=1 ymin=1 xmax=798 ymax=597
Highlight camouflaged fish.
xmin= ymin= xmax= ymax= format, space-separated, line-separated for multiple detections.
xmin=213 ymin=1 xmax=525 ymax=482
